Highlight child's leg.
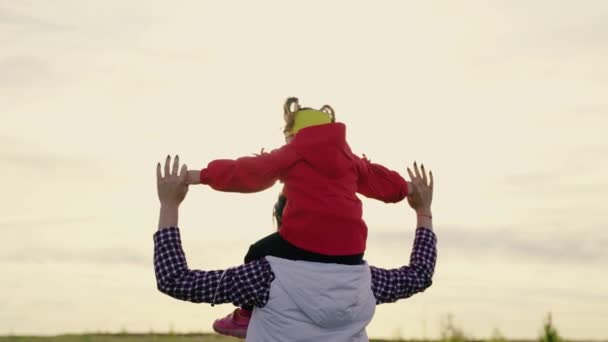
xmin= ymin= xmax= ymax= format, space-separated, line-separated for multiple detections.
xmin=240 ymin=232 xmax=292 ymax=312
xmin=245 ymin=231 xmax=365 ymax=264
xmin=244 ymin=231 xmax=290 ymax=263
xmin=213 ymin=232 xmax=294 ymax=337
xmin=214 ymin=193 xmax=288 ymax=337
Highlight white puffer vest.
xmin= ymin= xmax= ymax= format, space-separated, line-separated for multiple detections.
xmin=246 ymin=256 xmax=376 ymax=342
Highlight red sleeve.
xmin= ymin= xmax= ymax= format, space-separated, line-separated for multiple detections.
xmin=355 ymin=155 xmax=409 ymax=203
xmin=199 ymin=145 xmax=300 ymax=193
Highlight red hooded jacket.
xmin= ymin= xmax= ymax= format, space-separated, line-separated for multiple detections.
xmin=199 ymin=123 xmax=409 ymax=255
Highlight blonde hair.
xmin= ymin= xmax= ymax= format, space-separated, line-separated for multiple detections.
xmin=283 ymin=97 xmax=336 ymax=135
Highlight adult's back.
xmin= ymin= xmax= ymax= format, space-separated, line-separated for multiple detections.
xmin=247 ymin=256 xmax=376 ymax=342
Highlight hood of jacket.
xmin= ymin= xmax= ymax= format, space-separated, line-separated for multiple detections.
xmin=289 ymin=123 xmax=355 ymax=179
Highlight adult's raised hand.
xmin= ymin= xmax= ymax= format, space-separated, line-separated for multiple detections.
xmin=156 ymin=155 xmax=189 ymax=207
xmin=406 ymin=162 xmax=434 ymax=216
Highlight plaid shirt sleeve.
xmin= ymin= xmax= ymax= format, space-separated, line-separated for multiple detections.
xmin=153 ymin=227 xmax=275 ymax=308
xmin=370 ymin=227 xmax=437 ymax=304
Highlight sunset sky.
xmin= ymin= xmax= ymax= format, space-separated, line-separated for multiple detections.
xmin=1 ymin=1 xmax=607 ymax=340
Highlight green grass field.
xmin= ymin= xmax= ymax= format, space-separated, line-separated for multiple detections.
xmin=0 ymin=334 xmax=231 ymax=342
xmin=0 ymin=334 xmax=416 ymax=342
xmin=0 ymin=314 xmax=577 ymax=342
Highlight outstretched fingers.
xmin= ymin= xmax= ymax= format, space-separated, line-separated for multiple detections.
xmin=421 ymin=164 xmax=428 ymax=185
xmin=156 ymin=162 xmax=162 ymax=182
xmin=164 ymin=155 xmax=171 ymax=178
xmin=414 ymin=161 xmax=421 ymax=179
xmin=159 ymin=155 xmax=185 ymax=180
xmin=407 ymin=166 xmax=416 ymax=182
xmin=408 ymin=162 xmax=434 ymax=189
xmin=172 ymin=155 xmax=180 ymax=176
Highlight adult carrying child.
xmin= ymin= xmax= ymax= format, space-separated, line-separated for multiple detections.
xmin=185 ymin=97 xmax=413 ymax=338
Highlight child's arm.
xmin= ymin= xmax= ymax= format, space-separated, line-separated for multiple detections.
xmin=355 ymin=156 xmax=410 ymax=203
xmin=191 ymin=146 xmax=300 ymax=193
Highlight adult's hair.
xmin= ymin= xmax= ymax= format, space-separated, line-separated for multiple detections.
xmin=273 ymin=193 xmax=287 ymax=228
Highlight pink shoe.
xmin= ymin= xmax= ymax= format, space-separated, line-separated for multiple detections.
xmin=212 ymin=308 xmax=251 ymax=339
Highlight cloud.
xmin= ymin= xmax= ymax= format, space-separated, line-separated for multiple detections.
xmin=504 ymin=176 xmax=608 ymax=196
xmin=371 ymin=225 xmax=608 ymax=264
xmin=486 ymin=1 xmax=608 ymax=51
xmin=1 ymin=150 xmax=91 ymax=167
xmin=0 ymin=215 xmax=147 ymax=267
xmin=546 ymin=16 xmax=608 ymax=51
xmin=0 ymin=246 xmax=149 ymax=267
xmin=0 ymin=216 xmax=98 ymax=229
xmin=517 ymin=287 xmax=608 ymax=304
xmin=0 ymin=135 xmax=107 ymax=178
xmin=0 ymin=152 xmax=99 ymax=171
xmin=506 ymin=178 xmax=608 ymax=199
xmin=0 ymin=219 xmax=147 ymax=268
xmin=0 ymin=5 xmax=71 ymax=31
xmin=0 ymin=56 xmax=54 ymax=88
xmin=455 ymin=2 xmax=608 ymax=85
xmin=502 ymin=171 xmax=561 ymax=188
xmin=502 ymin=168 xmax=608 ymax=199
xmin=569 ymin=104 xmax=608 ymax=118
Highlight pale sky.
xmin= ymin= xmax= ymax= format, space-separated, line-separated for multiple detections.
xmin=1 ymin=1 xmax=607 ymax=340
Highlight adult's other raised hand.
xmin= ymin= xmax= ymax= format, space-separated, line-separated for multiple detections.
xmin=156 ymin=155 xmax=189 ymax=207
xmin=406 ymin=162 xmax=434 ymax=218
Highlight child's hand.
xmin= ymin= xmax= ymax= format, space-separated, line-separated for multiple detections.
xmin=186 ymin=170 xmax=201 ymax=185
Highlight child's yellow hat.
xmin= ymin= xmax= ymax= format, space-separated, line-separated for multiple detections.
xmin=288 ymin=109 xmax=333 ymax=136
